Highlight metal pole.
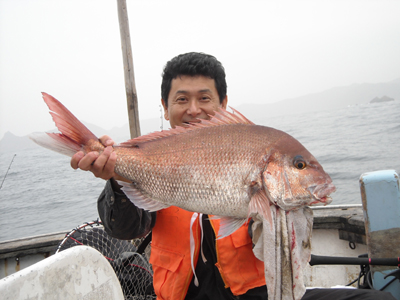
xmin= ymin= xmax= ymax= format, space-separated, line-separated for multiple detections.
xmin=310 ymin=254 xmax=400 ymax=266
xmin=116 ymin=0 xmax=141 ymax=138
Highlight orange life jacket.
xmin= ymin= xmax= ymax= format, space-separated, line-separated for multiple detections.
xmin=149 ymin=207 xmax=266 ymax=300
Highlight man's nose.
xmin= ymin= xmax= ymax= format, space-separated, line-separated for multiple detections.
xmin=186 ymin=100 xmax=201 ymax=116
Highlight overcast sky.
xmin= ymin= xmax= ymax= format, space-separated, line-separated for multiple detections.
xmin=1 ymin=0 xmax=400 ymax=140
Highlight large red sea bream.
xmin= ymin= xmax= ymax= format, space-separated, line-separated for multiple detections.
xmin=31 ymin=92 xmax=335 ymax=300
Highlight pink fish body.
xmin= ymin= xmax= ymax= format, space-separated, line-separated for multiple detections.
xmin=31 ymin=93 xmax=336 ymax=299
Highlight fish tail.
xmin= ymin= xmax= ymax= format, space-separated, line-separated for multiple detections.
xmin=29 ymin=92 xmax=100 ymax=157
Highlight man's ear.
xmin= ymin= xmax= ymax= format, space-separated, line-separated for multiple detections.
xmin=161 ymin=99 xmax=169 ymax=120
xmin=221 ymin=95 xmax=228 ymax=110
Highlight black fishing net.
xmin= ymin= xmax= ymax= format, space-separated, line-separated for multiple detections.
xmin=56 ymin=220 xmax=156 ymax=300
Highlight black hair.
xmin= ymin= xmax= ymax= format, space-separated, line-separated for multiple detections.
xmin=161 ymin=52 xmax=227 ymax=106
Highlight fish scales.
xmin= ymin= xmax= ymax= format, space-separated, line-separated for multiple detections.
xmin=113 ymin=123 xmax=282 ymax=218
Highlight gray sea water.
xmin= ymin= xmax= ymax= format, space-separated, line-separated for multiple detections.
xmin=1 ymin=100 xmax=399 ymax=242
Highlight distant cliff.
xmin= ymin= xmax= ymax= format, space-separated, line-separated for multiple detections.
xmin=0 ymin=132 xmax=38 ymax=153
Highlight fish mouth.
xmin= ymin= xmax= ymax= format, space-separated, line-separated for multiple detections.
xmin=308 ymin=183 xmax=336 ymax=205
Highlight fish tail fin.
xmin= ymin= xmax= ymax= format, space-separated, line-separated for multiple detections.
xmin=29 ymin=92 xmax=99 ymax=157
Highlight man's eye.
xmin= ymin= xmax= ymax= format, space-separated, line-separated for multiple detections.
xmin=177 ymin=97 xmax=187 ymax=102
xmin=201 ymin=96 xmax=211 ymax=101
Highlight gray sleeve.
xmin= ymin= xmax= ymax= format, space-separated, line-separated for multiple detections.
xmin=97 ymin=178 xmax=156 ymax=240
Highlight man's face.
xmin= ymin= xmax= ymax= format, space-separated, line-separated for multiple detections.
xmin=162 ymin=75 xmax=227 ymax=128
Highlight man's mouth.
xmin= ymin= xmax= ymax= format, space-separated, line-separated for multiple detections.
xmin=183 ymin=120 xmax=201 ymax=125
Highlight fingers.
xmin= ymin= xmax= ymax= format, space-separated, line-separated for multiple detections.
xmin=99 ymin=135 xmax=115 ymax=147
xmin=71 ymin=151 xmax=85 ymax=169
xmin=90 ymin=146 xmax=115 ymax=179
xmin=78 ymin=152 xmax=100 ymax=171
xmin=70 ymin=146 xmax=117 ymax=180
xmin=103 ymin=151 xmax=117 ymax=177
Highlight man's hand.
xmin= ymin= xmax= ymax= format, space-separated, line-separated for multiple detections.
xmin=70 ymin=135 xmax=128 ymax=182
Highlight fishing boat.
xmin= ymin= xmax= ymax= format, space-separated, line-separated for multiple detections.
xmin=1 ymin=169 xmax=399 ymax=299
xmin=0 ymin=204 xmax=374 ymax=298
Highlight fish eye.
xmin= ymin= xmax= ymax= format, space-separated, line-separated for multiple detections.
xmin=293 ymin=156 xmax=307 ymax=170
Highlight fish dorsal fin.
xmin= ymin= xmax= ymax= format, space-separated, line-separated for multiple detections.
xmin=201 ymin=106 xmax=255 ymax=126
xmin=118 ymin=181 xmax=170 ymax=211
xmin=117 ymin=107 xmax=254 ymax=148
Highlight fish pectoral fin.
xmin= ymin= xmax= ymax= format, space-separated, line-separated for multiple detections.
xmin=248 ymin=188 xmax=273 ymax=229
xmin=117 ymin=181 xmax=170 ymax=212
xmin=209 ymin=216 xmax=248 ymax=239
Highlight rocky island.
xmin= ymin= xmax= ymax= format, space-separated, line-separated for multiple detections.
xmin=370 ymin=95 xmax=395 ymax=103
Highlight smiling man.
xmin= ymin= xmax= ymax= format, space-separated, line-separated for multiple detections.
xmin=162 ymin=75 xmax=227 ymax=127
xmin=70 ymin=52 xmax=396 ymax=300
